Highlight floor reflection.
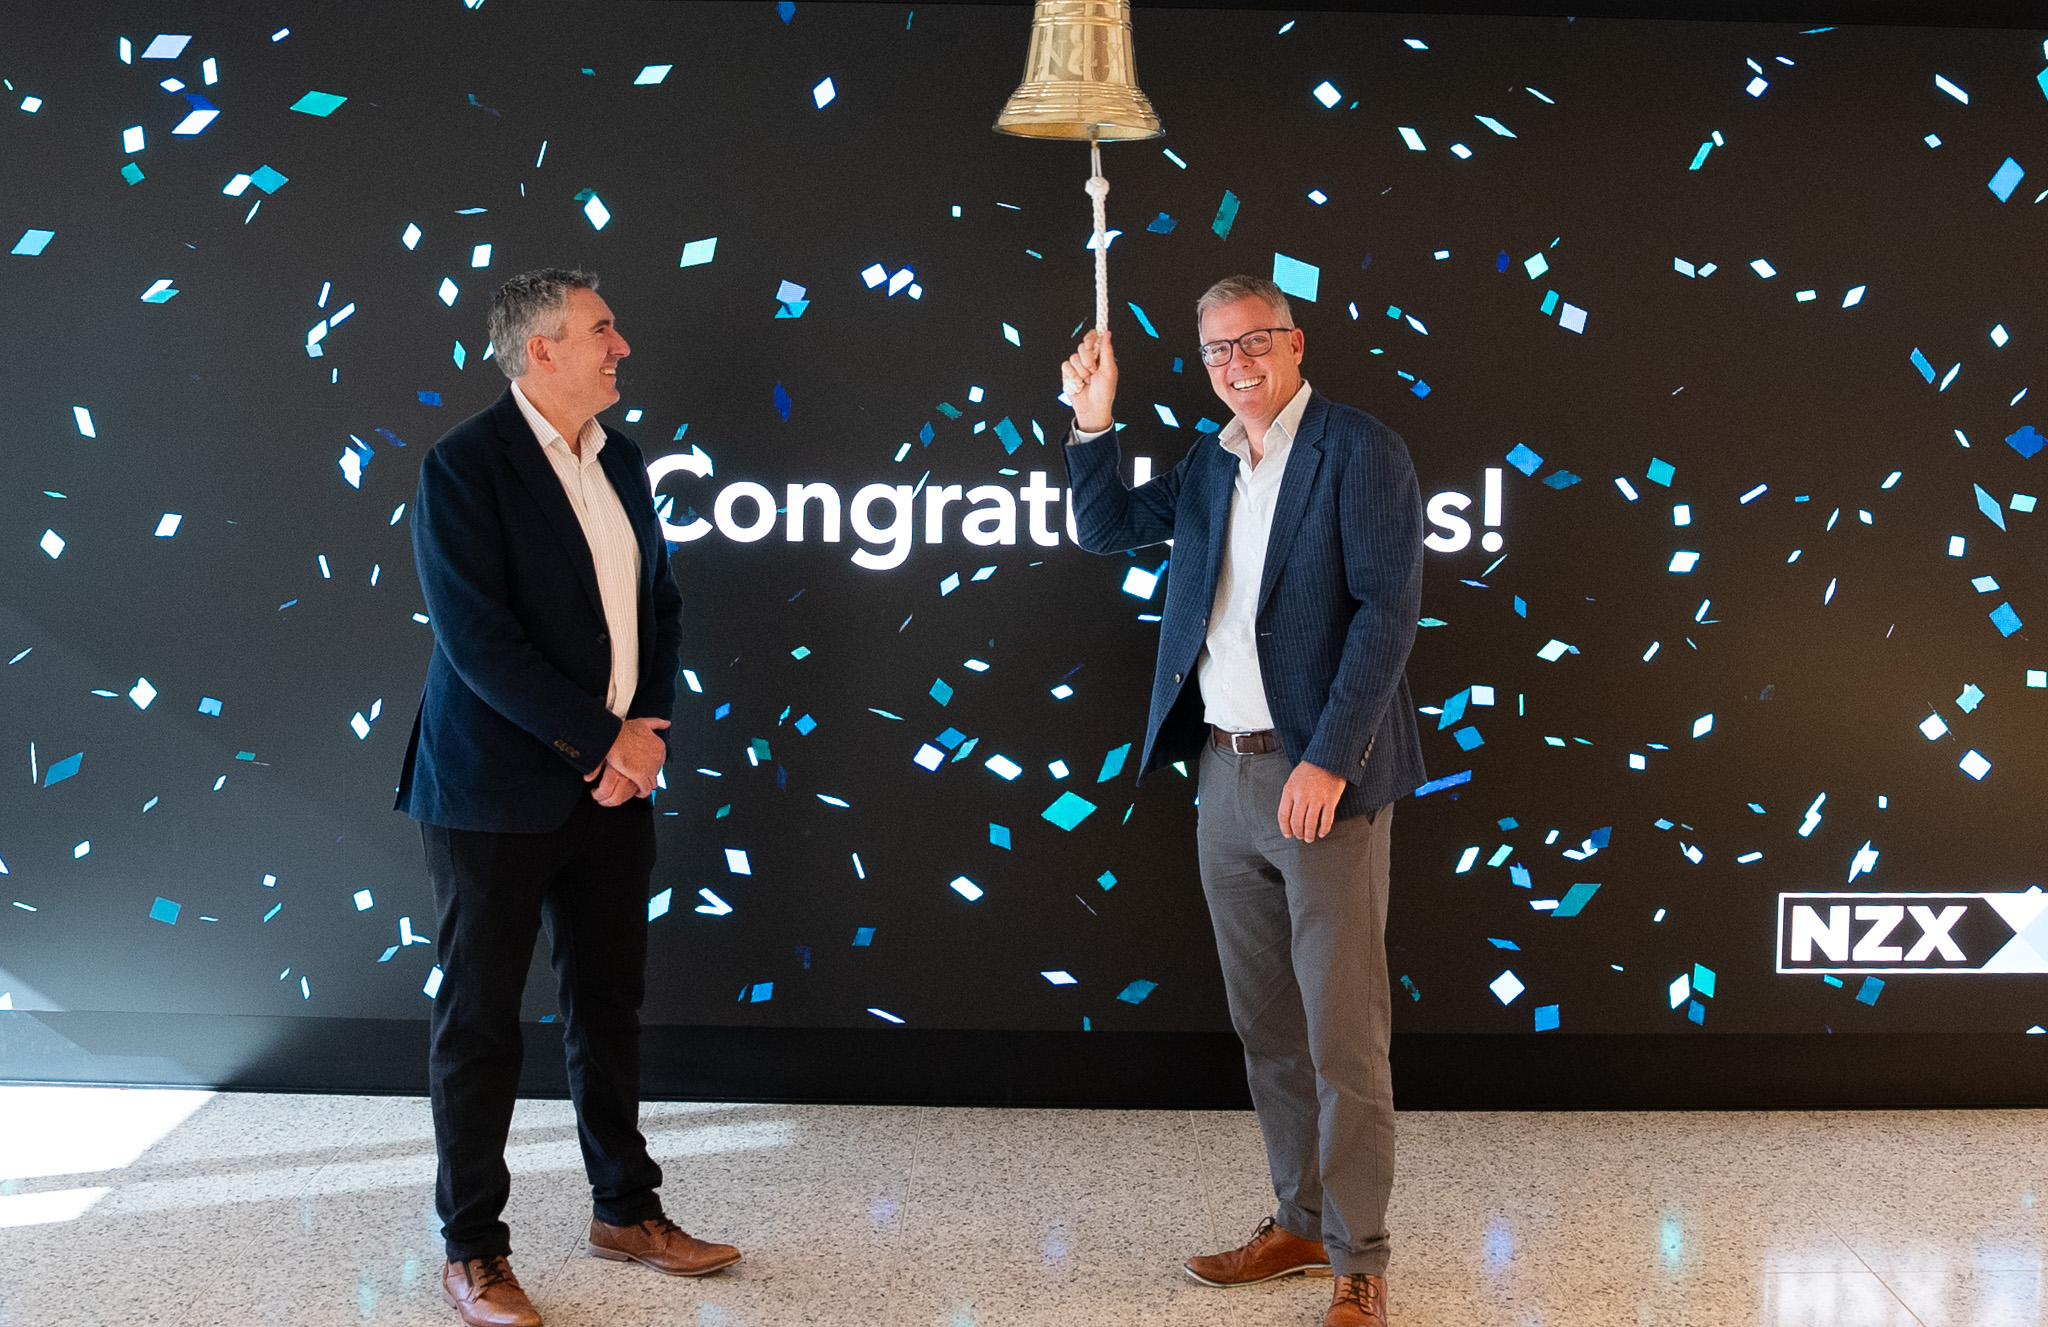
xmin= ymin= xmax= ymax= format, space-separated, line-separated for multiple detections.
xmin=2 ymin=1091 xmax=2046 ymax=1325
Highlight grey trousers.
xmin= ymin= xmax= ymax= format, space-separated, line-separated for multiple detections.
xmin=1196 ymin=742 xmax=1396 ymax=1278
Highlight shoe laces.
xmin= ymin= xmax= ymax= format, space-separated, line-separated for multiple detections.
xmin=1337 ymin=1274 xmax=1382 ymax=1314
xmin=637 ymin=1214 xmax=684 ymax=1240
xmin=468 ymin=1257 xmax=520 ymax=1292
xmin=1245 ymin=1216 xmax=1279 ymax=1248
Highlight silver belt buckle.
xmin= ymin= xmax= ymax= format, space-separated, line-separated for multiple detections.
xmin=1229 ymin=730 xmax=1254 ymax=755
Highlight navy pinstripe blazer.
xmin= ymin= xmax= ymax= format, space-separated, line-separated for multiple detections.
xmin=1064 ymin=390 xmax=1427 ymax=819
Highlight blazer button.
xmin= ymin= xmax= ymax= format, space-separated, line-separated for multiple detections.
xmin=597 ymin=632 xmax=609 ymax=645
xmin=1173 ymin=672 xmax=1182 ymax=684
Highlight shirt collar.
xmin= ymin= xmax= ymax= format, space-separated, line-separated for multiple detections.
xmin=1217 ymin=380 xmax=1313 ymax=470
xmin=510 ymin=380 xmax=606 ymax=462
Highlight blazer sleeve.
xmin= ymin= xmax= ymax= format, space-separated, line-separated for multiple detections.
xmin=411 ymin=441 xmax=622 ymax=775
xmin=1063 ymin=426 xmax=1189 ymax=554
xmin=1300 ymin=422 xmax=1425 ymax=781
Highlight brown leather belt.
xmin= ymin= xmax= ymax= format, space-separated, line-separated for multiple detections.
xmin=1212 ymin=726 xmax=1279 ymax=755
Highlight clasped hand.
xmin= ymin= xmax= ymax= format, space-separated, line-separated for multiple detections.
xmin=585 ymin=717 xmax=669 ymax=806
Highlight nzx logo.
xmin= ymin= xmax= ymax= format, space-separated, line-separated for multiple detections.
xmin=1776 ymin=891 xmax=2048 ymax=975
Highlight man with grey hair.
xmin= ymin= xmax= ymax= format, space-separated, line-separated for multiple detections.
xmin=1060 ymin=274 xmax=1425 ymax=1327
xmin=399 ymin=269 xmax=736 ymax=1327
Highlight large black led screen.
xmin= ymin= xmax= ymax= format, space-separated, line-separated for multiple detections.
xmin=2 ymin=0 xmax=2045 ymax=1036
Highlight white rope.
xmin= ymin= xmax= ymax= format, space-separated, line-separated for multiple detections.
xmin=1086 ymin=136 xmax=1109 ymax=334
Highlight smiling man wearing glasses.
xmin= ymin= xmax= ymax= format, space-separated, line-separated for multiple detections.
xmin=1061 ymin=274 xmax=1425 ymax=1327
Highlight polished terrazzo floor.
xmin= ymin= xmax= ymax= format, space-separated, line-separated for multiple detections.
xmin=1 ymin=1086 xmax=2043 ymax=1326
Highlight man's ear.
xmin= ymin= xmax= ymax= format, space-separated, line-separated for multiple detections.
xmin=526 ymin=335 xmax=553 ymax=372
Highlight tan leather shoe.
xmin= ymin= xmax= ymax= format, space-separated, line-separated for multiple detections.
xmin=1324 ymin=1273 xmax=1389 ymax=1327
xmin=588 ymin=1214 xmax=742 ymax=1276
xmin=1184 ymin=1216 xmax=1332 ymax=1286
xmin=442 ymin=1257 xmax=542 ymax=1327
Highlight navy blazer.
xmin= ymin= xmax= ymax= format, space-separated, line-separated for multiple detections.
xmin=1064 ymin=391 xmax=1427 ymax=819
xmin=396 ymin=389 xmax=684 ymax=833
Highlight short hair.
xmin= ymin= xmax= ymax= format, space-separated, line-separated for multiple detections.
xmin=488 ymin=268 xmax=600 ymax=380
xmin=1195 ymin=274 xmax=1293 ymax=335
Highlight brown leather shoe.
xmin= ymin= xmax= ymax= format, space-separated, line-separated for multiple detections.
xmin=1184 ymin=1216 xmax=1332 ymax=1286
xmin=442 ymin=1257 xmax=542 ymax=1327
xmin=1324 ymin=1273 xmax=1389 ymax=1327
xmin=588 ymin=1214 xmax=742 ymax=1276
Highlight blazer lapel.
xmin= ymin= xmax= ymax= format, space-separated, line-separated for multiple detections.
xmin=495 ymin=392 xmax=607 ymax=623
xmin=1254 ymin=394 xmax=1329 ymax=614
xmin=595 ymin=431 xmax=659 ymax=595
xmin=1199 ymin=438 xmax=1237 ymax=598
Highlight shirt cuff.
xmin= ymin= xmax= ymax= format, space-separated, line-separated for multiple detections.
xmin=1072 ymin=422 xmax=1112 ymax=444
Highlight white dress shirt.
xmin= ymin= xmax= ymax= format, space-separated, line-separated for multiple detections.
xmin=1198 ymin=381 xmax=1314 ymax=733
xmin=510 ymin=381 xmax=642 ymax=718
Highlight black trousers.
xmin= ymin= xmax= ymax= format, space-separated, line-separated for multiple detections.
xmin=421 ymin=796 xmax=664 ymax=1262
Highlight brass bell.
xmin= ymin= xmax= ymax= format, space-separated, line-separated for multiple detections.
xmin=993 ymin=0 xmax=1162 ymax=141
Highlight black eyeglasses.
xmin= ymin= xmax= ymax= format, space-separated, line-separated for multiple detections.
xmin=1198 ymin=327 xmax=1294 ymax=367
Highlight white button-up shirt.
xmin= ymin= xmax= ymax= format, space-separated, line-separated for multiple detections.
xmin=510 ymin=381 xmax=642 ymax=718
xmin=1198 ymin=381 xmax=1313 ymax=733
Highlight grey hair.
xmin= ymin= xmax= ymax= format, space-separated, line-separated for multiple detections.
xmin=488 ymin=268 xmax=600 ymax=380
xmin=1195 ymin=274 xmax=1293 ymax=334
